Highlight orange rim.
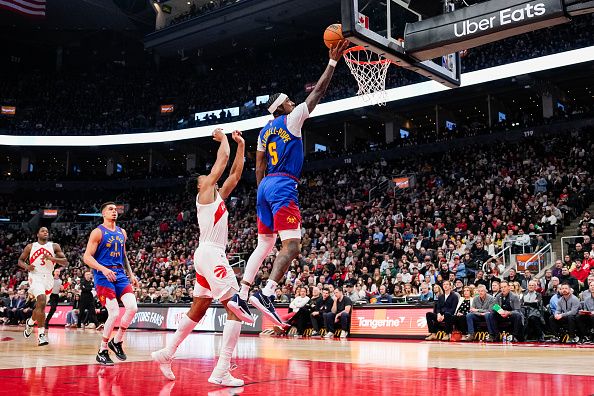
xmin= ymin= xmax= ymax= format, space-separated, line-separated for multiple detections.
xmin=343 ymin=46 xmax=392 ymax=65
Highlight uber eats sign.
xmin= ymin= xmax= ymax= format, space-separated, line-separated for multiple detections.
xmin=453 ymin=3 xmax=547 ymax=37
xmin=404 ymin=0 xmax=568 ymax=60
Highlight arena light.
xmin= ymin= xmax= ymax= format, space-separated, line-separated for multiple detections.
xmin=2 ymin=45 xmax=594 ymax=147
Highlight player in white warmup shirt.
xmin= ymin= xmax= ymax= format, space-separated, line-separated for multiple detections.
xmin=152 ymin=128 xmax=246 ymax=387
xmin=17 ymin=227 xmax=68 ymax=346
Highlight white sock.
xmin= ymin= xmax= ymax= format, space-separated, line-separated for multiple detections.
xmin=100 ymin=340 xmax=108 ymax=351
xmin=239 ymin=284 xmax=251 ymax=301
xmin=240 ymin=234 xmax=276 ymax=300
xmin=27 ymin=318 xmax=35 ymax=326
xmin=262 ymin=279 xmax=277 ymax=297
xmin=214 ymin=320 xmax=242 ymax=373
xmin=165 ymin=314 xmax=197 ymax=357
xmin=39 ymin=327 xmax=45 ymax=335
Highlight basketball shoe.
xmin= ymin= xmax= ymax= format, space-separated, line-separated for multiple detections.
xmin=227 ymin=294 xmax=254 ymax=324
xmin=208 ymin=369 xmax=244 ymax=387
xmin=38 ymin=333 xmax=49 ymax=346
xmin=23 ymin=319 xmax=34 ymax=338
xmin=96 ymin=350 xmax=114 ymax=366
xmin=108 ymin=339 xmax=127 ymax=361
xmin=151 ymin=349 xmax=175 ymax=380
xmin=249 ymin=291 xmax=284 ymax=326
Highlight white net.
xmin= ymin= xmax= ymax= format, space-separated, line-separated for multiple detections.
xmin=343 ymin=47 xmax=391 ymax=106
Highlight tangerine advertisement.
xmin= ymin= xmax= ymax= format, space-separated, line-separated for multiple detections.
xmin=350 ymin=307 xmax=432 ymax=338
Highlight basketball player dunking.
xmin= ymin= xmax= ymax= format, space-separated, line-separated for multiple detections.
xmin=18 ymin=227 xmax=68 ymax=346
xmin=152 ymin=128 xmax=246 ymax=387
xmin=83 ymin=202 xmax=139 ymax=365
xmin=227 ymin=40 xmax=349 ymax=325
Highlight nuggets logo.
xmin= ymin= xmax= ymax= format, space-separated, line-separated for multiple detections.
xmin=214 ymin=265 xmax=227 ymax=279
xmin=287 ymin=216 xmax=297 ymax=224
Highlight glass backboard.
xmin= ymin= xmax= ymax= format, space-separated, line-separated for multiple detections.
xmin=341 ymin=0 xmax=461 ymax=87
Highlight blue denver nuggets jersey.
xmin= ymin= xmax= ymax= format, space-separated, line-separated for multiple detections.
xmin=258 ymin=115 xmax=304 ymax=179
xmin=94 ymin=224 xmax=125 ymax=269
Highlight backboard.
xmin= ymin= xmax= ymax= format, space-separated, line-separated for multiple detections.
xmin=341 ymin=0 xmax=461 ymax=88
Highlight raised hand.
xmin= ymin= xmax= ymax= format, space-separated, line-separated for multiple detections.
xmin=231 ymin=130 xmax=244 ymax=144
xmin=212 ymin=128 xmax=227 ymax=143
xmin=329 ymin=39 xmax=350 ymax=62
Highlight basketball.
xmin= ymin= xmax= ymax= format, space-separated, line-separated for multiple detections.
xmin=323 ymin=23 xmax=343 ymax=48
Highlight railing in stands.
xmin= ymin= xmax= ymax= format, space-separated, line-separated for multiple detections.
xmin=560 ymin=235 xmax=583 ymax=263
xmin=520 ymin=243 xmax=553 ymax=278
xmin=483 ymin=244 xmax=512 ymax=275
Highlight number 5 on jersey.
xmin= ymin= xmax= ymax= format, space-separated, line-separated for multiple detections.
xmin=268 ymin=142 xmax=278 ymax=165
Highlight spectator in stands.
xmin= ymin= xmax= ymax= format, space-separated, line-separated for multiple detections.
xmin=374 ymin=285 xmax=393 ymax=304
xmin=323 ymin=288 xmax=352 ymax=338
xmin=552 ymin=260 xmax=564 ymax=279
xmin=431 ymin=284 xmax=444 ymax=302
xmin=462 ymin=284 xmax=495 ymax=341
xmin=573 ymin=243 xmax=586 ymax=263
xmin=571 ymin=260 xmax=590 ymax=285
xmin=65 ymin=294 xmax=80 ymax=328
xmin=287 ymin=287 xmax=311 ymax=336
xmin=513 ymin=229 xmax=532 ymax=254
xmin=521 ymin=270 xmax=534 ymax=290
xmin=425 ymin=280 xmax=459 ymax=341
xmin=21 ymin=293 xmax=36 ymax=323
xmin=506 ymin=268 xmax=524 ymax=285
xmin=345 ymin=283 xmax=360 ymax=302
xmin=540 ymin=269 xmax=553 ymax=295
xmin=419 ymin=283 xmax=433 ymax=302
xmin=454 ymin=286 xmax=473 ymax=335
xmin=7 ymin=289 xmax=25 ymax=325
xmin=310 ymin=288 xmax=333 ymax=337
xmin=577 ymin=281 xmax=594 ymax=343
xmin=559 ymin=267 xmax=580 ymax=295
xmin=521 ymin=280 xmax=545 ymax=341
xmin=489 ymin=280 xmax=501 ymax=297
xmin=549 ymin=283 xmax=580 ymax=343
xmin=485 ymin=281 xmax=524 ymax=342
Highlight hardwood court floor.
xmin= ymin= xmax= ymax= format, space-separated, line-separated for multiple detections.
xmin=1 ymin=326 xmax=594 ymax=396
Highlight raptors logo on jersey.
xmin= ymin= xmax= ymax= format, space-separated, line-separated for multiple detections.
xmin=29 ymin=242 xmax=55 ymax=276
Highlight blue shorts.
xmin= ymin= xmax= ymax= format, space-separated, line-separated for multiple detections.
xmin=257 ymin=175 xmax=301 ymax=234
xmin=93 ymin=268 xmax=133 ymax=306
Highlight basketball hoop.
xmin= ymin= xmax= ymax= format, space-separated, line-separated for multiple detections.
xmin=343 ymin=46 xmax=392 ymax=106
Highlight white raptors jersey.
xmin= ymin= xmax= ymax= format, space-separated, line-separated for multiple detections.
xmin=29 ymin=241 xmax=56 ymax=276
xmin=196 ymin=191 xmax=228 ymax=248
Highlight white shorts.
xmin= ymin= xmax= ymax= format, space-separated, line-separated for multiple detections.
xmin=28 ymin=274 xmax=53 ymax=298
xmin=193 ymin=244 xmax=239 ymax=301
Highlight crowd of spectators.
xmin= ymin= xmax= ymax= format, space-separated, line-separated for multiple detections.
xmin=0 ymin=128 xmax=593 ymax=341
xmin=164 ymin=0 xmax=244 ymax=29
xmin=0 ymin=14 xmax=592 ymax=135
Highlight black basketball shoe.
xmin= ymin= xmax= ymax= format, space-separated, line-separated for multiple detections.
xmin=108 ymin=339 xmax=127 ymax=361
xmin=96 ymin=349 xmax=114 ymax=366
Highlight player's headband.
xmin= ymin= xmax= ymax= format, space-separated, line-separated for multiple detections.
xmin=268 ymin=93 xmax=288 ymax=114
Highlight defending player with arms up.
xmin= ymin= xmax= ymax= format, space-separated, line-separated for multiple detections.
xmin=227 ymin=40 xmax=349 ymax=325
xmin=18 ymin=227 xmax=68 ymax=346
xmin=152 ymin=128 xmax=246 ymax=387
xmin=83 ymin=202 xmax=139 ymax=365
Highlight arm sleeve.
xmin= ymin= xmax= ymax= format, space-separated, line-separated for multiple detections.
xmin=286 ymin=103 xmax=310 ymax=138
xmin=256 ymin=131 xmax=266 ymax=152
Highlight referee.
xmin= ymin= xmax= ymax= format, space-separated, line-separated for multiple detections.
xmin=44 ymin=269 xmax=62 ymax=329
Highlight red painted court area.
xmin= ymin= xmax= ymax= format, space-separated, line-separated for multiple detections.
xmin=3 ymin=357 xmax=594 ymax=396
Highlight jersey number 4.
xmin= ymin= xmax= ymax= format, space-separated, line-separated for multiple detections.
xmin=268 ymin=142 xmax=278 ymax=165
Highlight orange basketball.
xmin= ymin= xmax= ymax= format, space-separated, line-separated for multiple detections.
xmin=323 ymin=23 xmax=343 ymax=49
